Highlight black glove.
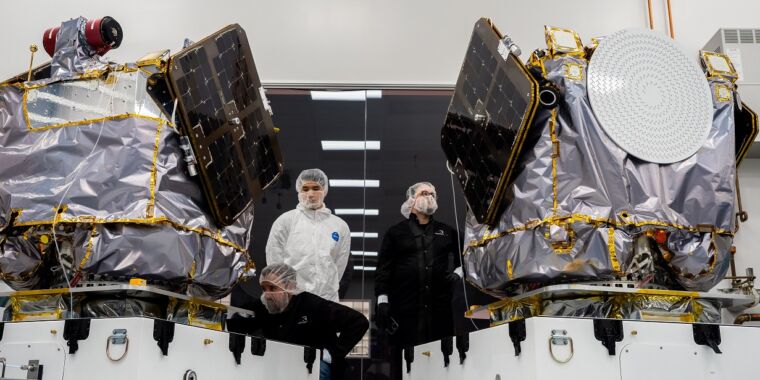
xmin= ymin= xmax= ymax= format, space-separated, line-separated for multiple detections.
xmin=376 ymin=302 xmax=390 ymax=330
xmin=446 ymin=272 xmax=461 ymax=285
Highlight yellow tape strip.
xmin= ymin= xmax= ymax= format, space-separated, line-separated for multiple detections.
xmin=608 ymin=227 xmax=620 ymax=273
xmin=8 ymin=288 xmax=71 ymax=297
xmin=189 ymin=260 xmax=197 ymax=280
xmin=11 ymin=310 xmax=63 ymax=321
xmin=24 ymin=111 xmax=168 ymax=133
xmin=549 ymin=108 xmax=559 ymax=215
xmin=692 ymin=298 xmax=704 ymax=322
xmin=634 ymin=288 xmax=700 ymax=297
xmin=146 ymin=121 xmax=164 ymax=218
xmin=468 ymin=213 xmax=732 ymax=248
xmin=14 ymin=217 xmax=246 ymax=252
xmin=77 ymin=224 xmax=98 ymax=270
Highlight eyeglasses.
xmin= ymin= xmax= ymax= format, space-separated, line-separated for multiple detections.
xmin=417 ymin=190 xmax=436 ymax=198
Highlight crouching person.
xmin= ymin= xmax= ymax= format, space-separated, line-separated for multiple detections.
xmin=228 ymin=263 xmax=369 ymax=380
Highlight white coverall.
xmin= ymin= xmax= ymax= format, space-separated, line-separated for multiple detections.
xmin=265 ymin=203 xmax=351 ymax=302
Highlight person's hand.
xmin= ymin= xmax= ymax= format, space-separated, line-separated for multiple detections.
xmin=323 ymin=349 xmax=332 ymax=364
xmin=447 ymin=266 xmax=463 ymax=286
xmin=376 ymin=302 xmax=390 ymax=330
xmin=446 ymin=272 xmax=460 ymax=284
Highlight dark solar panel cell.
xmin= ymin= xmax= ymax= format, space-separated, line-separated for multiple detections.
xmin=735 ymin=101 xmax=758 ymax=166
xmin=168 ymin=24 xmax=283 ymax=226
xmin=441 ymin=18 xmax=539 ymax=225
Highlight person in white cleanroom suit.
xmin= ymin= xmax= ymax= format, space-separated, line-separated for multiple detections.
xmin=266 ymin=168 xmax=351 ymax=302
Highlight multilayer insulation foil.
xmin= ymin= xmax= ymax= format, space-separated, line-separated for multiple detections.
xmin=463 ymin=52 xmax=737 ymax=296
xmin=0 ymin=68 xmax=254 ymax=299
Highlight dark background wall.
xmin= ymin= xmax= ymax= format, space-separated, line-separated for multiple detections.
xmin=233 ymin=90 xmax=472 ymax=300
xmin=231 ymin=89 xmax=495 ymax=379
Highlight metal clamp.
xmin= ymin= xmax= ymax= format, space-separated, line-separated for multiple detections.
xmin=178 ymin=136 xmax=198 ymax=177
xmin=106 ymin=329 xmax=129 ymax=361
xmin=548 ymin=330 xmax=574 ymax=364
xmin=499 ymin=34 xmax=522 ymax=58
xmin=0 ymin=359 xmax=42 ymax=380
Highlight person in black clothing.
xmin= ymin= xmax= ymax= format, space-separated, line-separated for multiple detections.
xmin=227 ymin=263 xmax=369 ymax=380
xmin=374 ymin=181 xmax=462 ymax=379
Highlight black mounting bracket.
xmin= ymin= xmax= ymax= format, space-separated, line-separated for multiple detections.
xmin=509 ymin=319 xmax=527 ymax=356
xmin=63 ymin=319 xmax=91 ymax=354
xmin=228 ymin=333 xmax=246 ymax=365
xmin=304 ymin=347 xmax=317 ymax=374
xmin=693 ymin=323 xmax=722 ymax=354
xmin=0 ymin=322 xmax=4 ymax=342
xmin=152 ymin=319 xmax=175 ymax=356
xmin=593 ymin=319 xmax=623 ymax=356
xmin=251 ymin=336 xmax=267 ymax=357
xmin=404 ymin=346 xmax=414 ymax=373
xmin=456 ymin=333 xmax=470 ymax=365
xmin=441 ymin=336 xmax=453 ymax=367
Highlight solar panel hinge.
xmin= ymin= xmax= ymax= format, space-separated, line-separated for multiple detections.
xmin=178 ymin=136 xmax=199 ymax=177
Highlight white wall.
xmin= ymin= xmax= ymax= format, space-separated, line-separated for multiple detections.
xmin=732 ymin=159 xmax=760 ymax=312
xmin=5 ymin=0 xmax=757 ymax=86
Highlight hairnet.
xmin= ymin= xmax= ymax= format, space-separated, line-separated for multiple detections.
xmin=259 ymin=263 xmax=299 ymax=292
xmin=405 ymin=182 xmax=436 ymax=199
xmin=400 ymin=182 xmax=437 ymax=218
xmin=296 ymin=168 xmax=329 ymax=195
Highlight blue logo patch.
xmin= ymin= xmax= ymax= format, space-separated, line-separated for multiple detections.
xmin=332 ymin=232 xmax=339 ymax=241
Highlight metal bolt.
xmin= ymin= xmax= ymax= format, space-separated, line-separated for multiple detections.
xmin=203 ymin=338 xmax=213 ymax=345
xmin=631 ymin=330 xmax=638 ymax=336
xmin=50 ymin=329 xmax=57 ymax=335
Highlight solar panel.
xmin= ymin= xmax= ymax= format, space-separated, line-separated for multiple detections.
xmin=168 ymin=24 xmax=283 ymax=226
xmin=735 ymin=101 xmax=758 ymax=167
xmin=441 ymin=18 xmax=539 ymax=225
xmin=1 ymin=62 xmax=52 ymax=85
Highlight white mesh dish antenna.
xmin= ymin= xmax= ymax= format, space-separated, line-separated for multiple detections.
xmin=587 ymin=28 xmax=713 ymax=164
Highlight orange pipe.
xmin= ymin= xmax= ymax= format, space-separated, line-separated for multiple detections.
xmin=734 ymin=314 xmax=760 ymax=325
xmin=647 ymin=0 xmax=654 ymax=29
xmin=666 ymin=0 xmax=675 ymax=38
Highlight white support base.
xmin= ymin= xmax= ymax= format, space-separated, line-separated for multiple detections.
xmin=405 ymin=317 xmax=760 ymax=380
xmin=0 ymin=317 xmax=319 ymax=380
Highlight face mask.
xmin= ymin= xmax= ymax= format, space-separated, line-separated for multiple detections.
xmin=298 ymin=190 xmax=325 ymax=210
xmin=413 ymin=195 xmax=438 ymax=216
xmin=260 ymin=291 xmax=290 ymax=314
